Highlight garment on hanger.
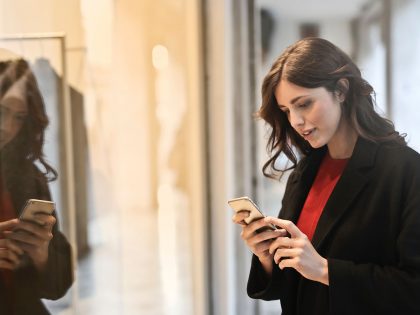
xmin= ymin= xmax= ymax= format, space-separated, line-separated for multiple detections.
xmin=32 ymin=57 xmax=89 ymax=256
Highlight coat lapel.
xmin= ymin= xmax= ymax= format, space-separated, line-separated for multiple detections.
xmin=281 ymin=147 xmax=326 ymax=223
xmin=311 ymin=138 xmax=379 ymax=250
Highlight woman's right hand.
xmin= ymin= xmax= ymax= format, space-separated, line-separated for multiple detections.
xmin=0 ymin=219 xmax=24 ymax=270
xmin=232 ymin=211 xmax=287 ymax=274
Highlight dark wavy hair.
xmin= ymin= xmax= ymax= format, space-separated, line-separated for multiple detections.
xmin=258 ymin=37 xmax=406 ymax=179
xmin=0 ymin=58 xmax=57 ymax=183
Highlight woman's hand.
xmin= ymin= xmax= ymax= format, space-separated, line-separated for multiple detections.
xmin=232 ymin=211 xmax=287 ymax=275
xmin=0 ymin=219 xmax=24 ymax=270
xmin=266 ymin=217 xmax=329 ymax=285
xmin=5 ymin=214 xmax=56 ymax=272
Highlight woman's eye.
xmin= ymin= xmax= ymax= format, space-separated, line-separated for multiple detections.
xmin=298 ymin=101 xmax=311 ymax=109
xmin=15 ymin=115 xmax=27 ymax=122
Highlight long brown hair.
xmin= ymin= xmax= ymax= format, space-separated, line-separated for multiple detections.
xmin=0 ymin=58 xmax=57 ymax=183
xmin=259 ymin=37 xmax=406 ymax=179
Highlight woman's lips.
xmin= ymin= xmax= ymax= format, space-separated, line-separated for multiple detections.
xmin=302 ymin=128 xmax=315 ymax=140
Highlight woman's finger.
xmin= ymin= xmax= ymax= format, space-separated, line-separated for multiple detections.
xmin=0 ymin=259 xmax=18 ymax=270
xmin=273 ymin=247 xmax=302 ymax=264
xmin=6 ymin=230 xmax=40 ymax=247
xmin=248 ymin=217 xmax=276 ymax=233
xmin=232 ymin=210 xmax=250 ymax=225
xmin=265 ymin=218 xmax=303 ymax=238
xmin=13 ymin=220 xmax=53 ymax=242
xmin=0 ymin=219 xmax=19 ymax=233
xmin=249 ymin=229 xmax=286 ymax=246
xmin=268 ymin=236 xmax=296 ymax=254
xmin=240 ymin=219 xmax=269 ymax=240
xmin=0 ymin=249 xmax=20 ymax=266
xmin=255 ymin=244 xmax=273 ymax=258
xmin=278 ymin=256 xmax=299 ymax=270
xmin=0 ymin=238 xmax=24 ymax=256
xmin=13 ymin=230 xmax=52 ymax=247
xmin=33 ymin=213 xmax=56 ymax=228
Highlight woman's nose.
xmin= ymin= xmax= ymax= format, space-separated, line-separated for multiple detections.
xmin=289 ymin=110 xmax=304 ymax=129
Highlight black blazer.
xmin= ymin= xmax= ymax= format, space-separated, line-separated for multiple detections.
xmin=247 ymin=138 xmax=420 ymax=315
xmin=0 ymin=163 xmax=74 ymax=315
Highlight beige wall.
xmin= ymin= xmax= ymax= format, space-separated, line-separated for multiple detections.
xmin=0 ymin=0 xmax=85 ymax=90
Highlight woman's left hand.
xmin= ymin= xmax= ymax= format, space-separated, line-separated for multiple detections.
xmin=5 ymin=214 xmax=56 ymax=272
xmin=266 ymin=217 xmax=329 ymax=285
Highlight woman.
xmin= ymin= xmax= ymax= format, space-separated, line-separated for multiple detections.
xmin=0 ymin=56 xmax=73 ymax=314
xmin=233 ymin=37 xmax=420 ymax=314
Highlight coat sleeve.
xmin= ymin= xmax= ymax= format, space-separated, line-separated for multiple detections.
xmin=37 ymin=177 xmax=74 ymax=300
xmin=37 ymin=220 xmax=74 ymax=300
xmin=328 ymin=153 xmax=420 ymax=314
xmin=247 ymin=254 xmax=281 ymax=300
xmin=247 ymin=168 xmax=302 ymax=301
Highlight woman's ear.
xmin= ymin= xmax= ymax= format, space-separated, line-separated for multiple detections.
xmin=335 ymin=78 xmax=349 ymax=102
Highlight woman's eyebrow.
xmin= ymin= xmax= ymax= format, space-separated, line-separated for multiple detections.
xmin=290 ymin=95 xmax=309 ymax=104
xmin=278 ymin=94 xmax=309 ymax=107
xmin=0 ymin=103 xmax=28 ymax=114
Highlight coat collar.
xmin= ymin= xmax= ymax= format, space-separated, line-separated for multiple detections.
xmin=281 ymin=137 xmax=379 ymax=250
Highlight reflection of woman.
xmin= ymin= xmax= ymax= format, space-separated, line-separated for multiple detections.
xmin=0 ymin=57 xmax=73 ymax=314
xmin=233 ymin=38 xmax=420 ymax=314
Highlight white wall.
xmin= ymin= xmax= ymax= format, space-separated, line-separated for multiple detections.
xmin=391 ymin=0 xmax=420 ymax=151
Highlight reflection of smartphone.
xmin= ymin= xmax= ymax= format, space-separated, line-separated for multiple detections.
xmin=228 ymin=196 xmax=276 ymax=230
xmin=20 ymin=199 xmax=55 ymax=225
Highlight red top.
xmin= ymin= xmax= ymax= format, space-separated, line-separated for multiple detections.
xmin=297 ymin=153 xmax=349 ymax=241
xmin=0 ymin=181 xmax=16 ymax=221
xmin=0 ymin=178 xmax=17 ymax=308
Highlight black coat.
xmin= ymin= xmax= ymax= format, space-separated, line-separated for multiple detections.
xmin=247 ymin=138 xmax=420 ymax=315
xmin=0 ymin=163 xmax=73 ymax=315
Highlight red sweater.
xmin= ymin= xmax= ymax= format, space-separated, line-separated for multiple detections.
xmin=297 ymin=153 xmax=349 ymax=241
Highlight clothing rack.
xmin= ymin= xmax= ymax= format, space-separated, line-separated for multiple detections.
xmin=0 ymin=33 xmax=78 ymax=288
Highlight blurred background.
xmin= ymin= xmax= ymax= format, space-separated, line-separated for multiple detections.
xmin=1 ymin=0 xmax=419 ymax=314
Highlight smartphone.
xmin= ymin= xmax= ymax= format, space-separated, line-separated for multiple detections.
xmin=20 ymin=199 xmax=55 ymax=225
xmin=228 ymin=196 xmax=276 ymax=230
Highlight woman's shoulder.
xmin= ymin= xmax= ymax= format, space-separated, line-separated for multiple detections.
xmin=17 ymin=161 xmax=50 ymax=191
xmin=17 ymin=161 xmax=46 ymax=179
xmin=373 ymin=142 xmax=420 ymax=181
xmin=295 ymin=146 xmax=326 ymax=169
xmin=377 ymin=141 xmax=420 ymax=163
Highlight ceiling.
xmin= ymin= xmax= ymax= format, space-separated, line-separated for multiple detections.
xmin=258 ymin=0 xmax=372 ymax=21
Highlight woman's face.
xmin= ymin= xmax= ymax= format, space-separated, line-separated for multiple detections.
xmin=275 ymin=80 xmax=345 ymax=149
xmin=0 ymin=97 xmax=28 ymax=149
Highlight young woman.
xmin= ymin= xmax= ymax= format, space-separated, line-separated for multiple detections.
xmin=233 ymin=37 xmax=420 ymax=314
xmin=0 ymin=57 xmax=73 ymax=314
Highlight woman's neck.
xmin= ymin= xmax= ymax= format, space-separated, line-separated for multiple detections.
xmin=327 ymin=120 xmax=358 ymax=159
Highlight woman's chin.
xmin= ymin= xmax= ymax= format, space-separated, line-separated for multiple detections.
xmin=306 ymin=138 xmax=326 ymax=149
